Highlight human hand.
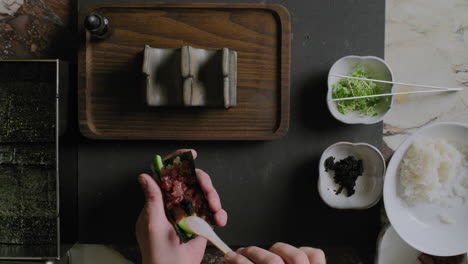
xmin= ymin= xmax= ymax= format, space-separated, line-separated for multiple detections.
xmin=224 ymin=242 xmax=326 ymax=264
xmin=136 ymin=149 xmax=228 ymax=264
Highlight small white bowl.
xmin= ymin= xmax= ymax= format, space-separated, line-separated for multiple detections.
xmin=318 ymin=142 xmax=385 ymax=209
xmin=327 ymin=55 xmax=394 ymax=124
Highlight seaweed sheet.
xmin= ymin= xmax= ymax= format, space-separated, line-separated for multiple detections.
xmin=153 ymin=151 xmax=214 ymax=243
xmin=0 ymin=62 xmax=57 ymax=245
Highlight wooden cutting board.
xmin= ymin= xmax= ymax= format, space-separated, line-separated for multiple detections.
xmin=78 ymin=3 xmax=290 ymax=140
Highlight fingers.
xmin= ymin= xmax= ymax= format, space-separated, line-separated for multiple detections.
xmin=196 ymin=168 xmax=228 ymax=226
xmin=269 ymin=243 xmax=309 ymax=264
xmin=163 ymin=149 xmax=198 ymax=161
xmin=196 ymin=169 xmax=221 ymax=210
xmin=226 ymin=245 xmax=325 ymax=264
xmin=196 ymin=168 xmax=216 ymax=194
xmin=224 ymin=251 xmax=253 ymax=264
xmin=214 ymin=208 xmax=228 ymax=227
xmin=238 ymin=246 xmax=285 ymax=264
xmin=137 ymin=173 xmax=171 ymax=237
xmin=139 ymin=173 xmax=161 ymax=202
xmin=138 ymin=173 xmax=166 ymax=216
xmin=299 ymin=247 xmax=326 ymax=264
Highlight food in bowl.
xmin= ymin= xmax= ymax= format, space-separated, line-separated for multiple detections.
xmin=331 ymin=64 xmax=391 ymax=116
xmin=324 ymin=155 xmax=364 ymax=197
xmin=152 ymin=151 xmax=214 ymax=242
xmin=399 ymin=137 xmax=468 ymax=207
xmin=383 ymin=123 xmax=468 ymax=256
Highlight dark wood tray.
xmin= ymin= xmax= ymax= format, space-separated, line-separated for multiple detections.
xmin=78 ymin=3 xmax=290 ymax=140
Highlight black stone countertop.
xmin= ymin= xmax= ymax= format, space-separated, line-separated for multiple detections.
xmin=1 ymin=0 xmax=387 ymax=263
xmin=77 ymin=1 xmax=386 ymax=263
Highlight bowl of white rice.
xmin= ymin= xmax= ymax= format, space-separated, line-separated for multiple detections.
xmin=384 ymin=122 xmax=468 ymax=256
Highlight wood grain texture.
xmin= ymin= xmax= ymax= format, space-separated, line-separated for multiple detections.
xmin=78 ymin=3 xmax=290 ymax=140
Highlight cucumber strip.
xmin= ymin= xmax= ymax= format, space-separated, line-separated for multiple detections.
xmin=177 ymin=216 xmax=194 ymax=236
xmin=155 ymin=155 xmax=163 ymax=172
xmin=153 ymin=155 xmax=164 ymax=180
xmin=174 ymin=222 xmax=193 ymax=241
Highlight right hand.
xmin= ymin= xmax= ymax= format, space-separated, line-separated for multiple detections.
xmin=224 ymin=242 xmax=326 ymax=264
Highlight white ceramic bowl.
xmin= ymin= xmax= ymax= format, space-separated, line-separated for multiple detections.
xmin=327 ymin=55 xmax=394 ymax=124
xmin=318 ymin=142 xmax=385 ymax=209
xmin=376 ymin=225 xmax=422 ymax=264
xmin=376 ymin=225 xmax=468 ymax=264
xmin=384 ymin=122 xmax=468 ymax=256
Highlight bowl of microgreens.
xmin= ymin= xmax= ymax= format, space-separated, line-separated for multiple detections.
xmin=327 ymin=55 xmax=394 ymax=124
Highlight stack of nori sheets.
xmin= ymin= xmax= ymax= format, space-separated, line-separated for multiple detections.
xmin=0 ymin=62 xmax=57 ymax=244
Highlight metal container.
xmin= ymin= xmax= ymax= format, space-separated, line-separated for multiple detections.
xmin=0 ymin=60 xmax=77 ymax=262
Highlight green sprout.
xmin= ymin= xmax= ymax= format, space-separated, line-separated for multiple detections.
xmin=332 ymin=64 xmax=390 ymax=116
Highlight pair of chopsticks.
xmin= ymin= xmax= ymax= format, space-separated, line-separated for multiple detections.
xmin=329 ymin=74 xmax=464 ymax=102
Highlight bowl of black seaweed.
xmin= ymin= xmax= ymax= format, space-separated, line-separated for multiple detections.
xmin=318 ymin=142 xmax=385 ymax=209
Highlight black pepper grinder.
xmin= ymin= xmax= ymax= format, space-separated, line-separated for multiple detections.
xmin=84 ymin=13 xmax=111 ymax=39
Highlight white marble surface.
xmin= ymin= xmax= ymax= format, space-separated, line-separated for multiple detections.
xmin=384 ymin=0 xmax=468 ymax=151
xmin=0 ymin=0 xmax=23 ymax=18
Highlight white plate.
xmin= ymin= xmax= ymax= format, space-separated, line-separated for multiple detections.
xmin=384 ymin=122 xmax=468 ymax=256
xmin=376 ymin=225 xmax=468 ymax=264
xmin=318 ymin=142 xmax=385 ymax=209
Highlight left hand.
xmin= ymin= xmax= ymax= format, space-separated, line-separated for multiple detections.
xmin=136 ymin=149 xmax=228 ymax=264
xmin=225 ymin=243 xmax=326 ymax=264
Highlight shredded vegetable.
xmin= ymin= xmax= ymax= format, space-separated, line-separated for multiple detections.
xmin=332 ymin=64 xmax=389 ymax=116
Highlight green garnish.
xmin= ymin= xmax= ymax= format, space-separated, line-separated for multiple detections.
xmin=154 ymin=155 xmax=163 ymax=172
xmin=332 ymin=64 xmax=390 ymax=116
xmin=177 ymin=216 xmax=194 ymax=237
xmin=151 ymin=155 xmax=164 ymax=180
